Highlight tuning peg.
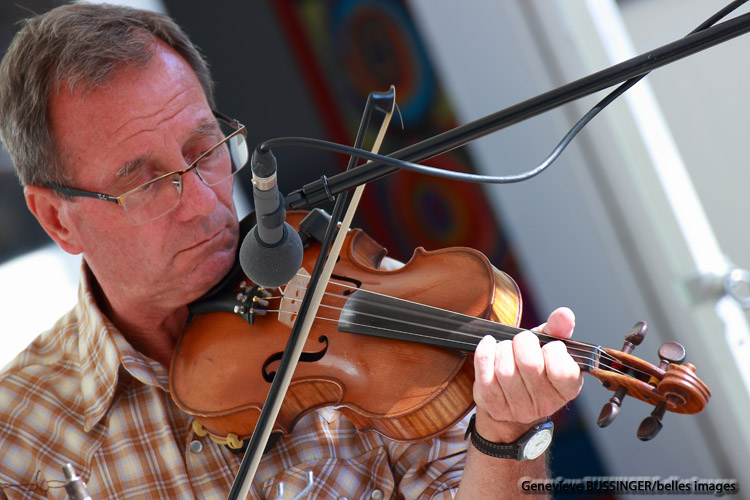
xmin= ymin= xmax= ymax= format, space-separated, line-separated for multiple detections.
xmin=598 ymin=386 xmax=627 ymax=427
xmin=622 ymin=321 xmax=647 ymax=353
xmin=597 ymin=322 xmax=648 ymax=427
xmin=636 ymin=342 xmax=686 ymax=440
xmin=638 ymin=401 xmax=667 ymax=440
xmin=657 ymin=341 xmax=686 ymax=369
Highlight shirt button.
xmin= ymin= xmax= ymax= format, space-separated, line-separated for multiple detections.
xmin=370 ymin=490 xmax=384 ymax=500
xmin=189 ymin=440 xmax=203 ymax=454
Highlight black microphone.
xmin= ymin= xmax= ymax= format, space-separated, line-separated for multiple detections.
xmin=239 ymin=147 xmax=303 ymax=288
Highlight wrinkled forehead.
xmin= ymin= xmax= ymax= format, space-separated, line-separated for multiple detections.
xmin=48 ymin=42 xmax=212 ymax=186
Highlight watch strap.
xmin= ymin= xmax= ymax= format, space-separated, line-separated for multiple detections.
xmin=464 ymin=414 xmax=553 ymax=460
xmin=464 ymin=414 xmax=519 ymax=459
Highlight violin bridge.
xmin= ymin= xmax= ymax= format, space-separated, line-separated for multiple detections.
xmin=279 ymin=268 xmax=311 ymax=328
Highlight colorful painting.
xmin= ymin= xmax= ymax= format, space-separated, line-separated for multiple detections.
xmin=273 ymin=0 xmax=514 ymax=273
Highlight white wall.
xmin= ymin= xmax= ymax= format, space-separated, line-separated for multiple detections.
xmin=0 ymin=248 xmax=79 ymax=369
xmin=620 ymin=0 xmax=750 ymax=275
xmin=410 ymin=0 xmax=750 ymax=493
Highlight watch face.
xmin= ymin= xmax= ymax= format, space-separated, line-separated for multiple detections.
xmin=522 ymin=428 xmax=553 ymax=460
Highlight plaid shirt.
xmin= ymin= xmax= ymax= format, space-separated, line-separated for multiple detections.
xmin=0 ymin=264 xmax=467 ymax=499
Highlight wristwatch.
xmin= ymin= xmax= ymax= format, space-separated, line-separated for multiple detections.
xmin=465 ymin=414 xmax=554 ymax=461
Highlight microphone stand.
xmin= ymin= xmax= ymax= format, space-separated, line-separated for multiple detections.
xmin=285 ymin=10 xmax=750 ymax=210
xmin=226 ymin=87 xmax=396 ymax=500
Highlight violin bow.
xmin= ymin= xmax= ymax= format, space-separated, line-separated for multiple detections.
xmin=227 ymin=87 xmax=396 ymax=500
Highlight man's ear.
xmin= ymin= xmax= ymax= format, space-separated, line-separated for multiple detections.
xmin=24 ymin=185 xmax=83 ymax=255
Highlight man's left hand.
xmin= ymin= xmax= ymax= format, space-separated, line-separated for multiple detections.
xmin=472 ymin=307 xmax=583 ymax=442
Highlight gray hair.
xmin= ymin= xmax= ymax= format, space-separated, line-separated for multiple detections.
xmin=0 ymin=3 xmax=215 ymax=187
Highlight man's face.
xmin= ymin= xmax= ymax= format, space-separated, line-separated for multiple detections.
xmin=47 ymin=42 xmax=239 ymax=311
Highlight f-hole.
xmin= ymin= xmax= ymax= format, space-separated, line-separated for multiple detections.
xmin=262 ymin=336 xmax=329 ymax=383
xmin=331 ymin=274 xmax=362 ymax=296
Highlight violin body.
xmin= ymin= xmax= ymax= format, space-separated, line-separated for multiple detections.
xmin=169 ymin=211 xmax=522 ymax=446
xmin=170 ymin=210 xmax=710 ymax=448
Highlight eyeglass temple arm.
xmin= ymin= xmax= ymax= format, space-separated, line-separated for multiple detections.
xmin=213 ymin=109 xmax=242 ymax=129
xmin=43 ymin=110 xmax=240 ymax=205
xmin=49 ymin=185 xmax=121 ymax=205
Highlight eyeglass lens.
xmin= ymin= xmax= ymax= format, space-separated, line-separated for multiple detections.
xmin=121 ymin=123 xmax=248 ymax=225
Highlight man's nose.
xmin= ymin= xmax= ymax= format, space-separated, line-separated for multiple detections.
xmin=175 ymin=168 xmax=218 ymax=220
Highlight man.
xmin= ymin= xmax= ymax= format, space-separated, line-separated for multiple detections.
xmin=0 ymin=3 xmax=582 ymax=499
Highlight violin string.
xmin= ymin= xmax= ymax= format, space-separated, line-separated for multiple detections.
xmin=280 ymin=278 xmax=618 ymax=352
xmin=314 ymin=317 xmax=632 ymax=377
xmin=258 ymin=310 xmax=617 ymax=376
xmin=259 ymin=275 xmax=652 ymax=379
xmin=272 ymin=279 xmax=650 ymax=378
xmin=276 ymin=279 xmax=634 ymax=367
xmin=264 ymin=304 xmax=650 ymax=377
xmin=263 ymin=304 xmax=644 ymax=380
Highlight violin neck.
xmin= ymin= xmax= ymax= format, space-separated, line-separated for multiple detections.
xmin=338 ymin=288 xmax=602 ymax=372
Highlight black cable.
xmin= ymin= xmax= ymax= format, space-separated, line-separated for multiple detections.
xmin=558 ymin=0 xmax=750 ymax=175
xmin=261 ymin=135 xmax=551 ymax=184
xmin=262 ymin=0 xmax=748 ymax=187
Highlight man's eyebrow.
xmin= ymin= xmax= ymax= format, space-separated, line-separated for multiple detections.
xmin=116 ymin=154 xmax=151 ymax=179
xmin=192 ymin=117 xmax=221 ymax=138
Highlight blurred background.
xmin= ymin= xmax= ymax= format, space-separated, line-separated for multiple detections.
xmin=1 ymin=0 xmax=749 ymax=497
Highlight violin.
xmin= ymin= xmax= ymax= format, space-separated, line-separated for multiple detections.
xmin=169 ymin=210 xmax=710 ymax=450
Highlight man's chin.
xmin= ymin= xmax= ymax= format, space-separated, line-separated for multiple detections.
xmin=181 ymin=245 xmax=238 ymax=302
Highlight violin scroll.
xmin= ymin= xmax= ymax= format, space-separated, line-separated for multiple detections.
xmin=592 ymin=324 xmax=710 ymax=440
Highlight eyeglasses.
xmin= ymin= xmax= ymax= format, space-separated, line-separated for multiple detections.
xmin=47 ymin=111 xmax=249 ymax=226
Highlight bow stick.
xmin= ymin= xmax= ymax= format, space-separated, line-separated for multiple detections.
xmin=227 ymin=87 xmax=396 ymax=499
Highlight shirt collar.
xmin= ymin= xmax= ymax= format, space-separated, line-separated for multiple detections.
xmin=76 ymin=262 xmax=170 ymax=431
